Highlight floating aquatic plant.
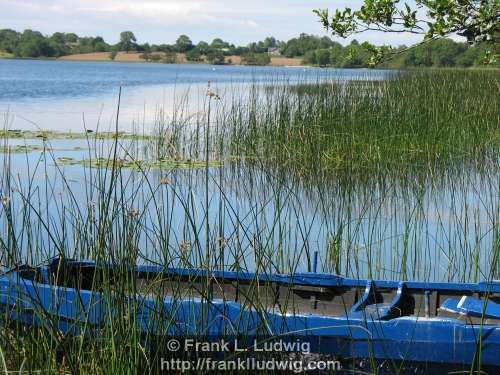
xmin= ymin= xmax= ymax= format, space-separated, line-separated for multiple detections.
xmin=56 ymin=156 xmax=223 ymax=170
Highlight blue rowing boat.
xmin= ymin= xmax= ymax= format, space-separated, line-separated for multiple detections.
xmin=1 ymin=257 xmax=499 ymax=370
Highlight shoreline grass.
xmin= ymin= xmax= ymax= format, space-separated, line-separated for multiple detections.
xmin=227 ymin=70 xmax=499 ymax=178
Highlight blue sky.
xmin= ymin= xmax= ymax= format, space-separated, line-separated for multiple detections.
xmin=1 ymin=0 xmax=426 ymax=46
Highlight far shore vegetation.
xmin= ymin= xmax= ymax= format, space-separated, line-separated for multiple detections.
xmin=0 ymin=28 xmax=497 ymax=68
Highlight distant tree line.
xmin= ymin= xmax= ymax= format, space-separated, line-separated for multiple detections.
xmin=287 ymin=33 xmax=498 ymax=68
xmin=0 ymin=29 xmax=109 ymax=58
xmin=145 ymin=34 xmax=278 ymax=65
xmin=0 ymin=28 xmax=496 ymax=68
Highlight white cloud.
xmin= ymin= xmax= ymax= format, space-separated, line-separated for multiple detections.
xmin=0 ymin=0 xmax=428 ymax=46
xmin=76 ymin=1 xmax=203 ymax=19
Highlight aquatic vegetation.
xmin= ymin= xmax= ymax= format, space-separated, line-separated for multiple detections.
xmin=56 ymin=156 xmax=223 ymax=169
xmin=225 ymin=69 xmax=500 ymax=179
xmin=0 ymin=144 xmax=93 ymax=154
xmin=0 ymin=129 xmax=152 ymax=141
xmin=0 ymin=144 xmax=47 ymax=153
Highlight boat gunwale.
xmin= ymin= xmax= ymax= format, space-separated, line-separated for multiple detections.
xmin=9 ymin=257 xmax=499 ymax=294
xmin=74 ymin=259 xmax=500 ymax=293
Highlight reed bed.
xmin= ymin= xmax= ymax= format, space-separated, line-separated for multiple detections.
xmin=0 ymin=69 xmax=498 ymax=374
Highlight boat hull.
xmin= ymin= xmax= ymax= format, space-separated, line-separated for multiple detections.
xmin=1 ymin=259 xmax=499 ymax=368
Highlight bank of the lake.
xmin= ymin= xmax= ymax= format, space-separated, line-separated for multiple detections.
xmin=0 ymin=52 xmax=304 ymax=67
xmin=57 ymin=51 xmax=305 ymax=66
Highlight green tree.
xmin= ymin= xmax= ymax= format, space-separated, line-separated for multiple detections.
xmin=0 ymin=29 xmax=20 ymax=53
xmin=206 ymin=49 xmax=225 ymax=65
xmin=282 ymin=33 xmax=335 ymax=57
xmin=16 ymin=41 xmax=40 ymax=57
xmin=329 ymin=42 xmax=344 ymax=66
xmin=186 ymin=49 xmax=202 ymax=62
xmin=77 ymin=37 xmax=96 ymax=53
xmin=315 ymin=1 xmax=499 ymax=65
xmin=176 ymin=35 xmax=193 ymax=52
xmin=211 ymin=38 xmax=229 ymax=50
xmin=50 ymin=32 xmax=66 ymax=45
xmin=120 ymin=31 xmax=137 ymax=53
xmin=196 ymin=41 xmax=210 ymax=55
xmin=15 ymin=30 xmax=55 ymax=57
xmin=468 ymin=43 xmax=499 ymax=67
xmin=48 ymin=40 xmax=67 ymax=57
xmin=262 ymin=37 xmax=279 ymax=49
xmin=315 ymin=49 xmax=331 ymax=66
xmin=109 ymin=45 xmax=119 ymax=60
xmin=247 ymin=42 xmax=266 ymax=54
xmin=93 ymin=36 xmax=109 ymax=52
xmin=94 ymin=41 xmax=108 ymax=52
xmin=232 ymin=46 xmax=250 ymax=55
xmin=241 ymin=52 xmax=271 ymax=65
xmin=156 ymin=44 xmax=175 ymax=53
xmin=456 ymin=46 xmax=479 ymax=67
xmin=64 ymin=33 xmax=78 ymax=43
xmin=303 ymin=50 xmax=317 ymax=65
xmin=430 ymin=39 xmax=467 ymax=67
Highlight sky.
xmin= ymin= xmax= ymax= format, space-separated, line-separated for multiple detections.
xmin=1 ymin=0 xmax=426 ymax=46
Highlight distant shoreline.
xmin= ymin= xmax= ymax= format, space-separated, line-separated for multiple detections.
xmin=56 ymin=51 xmax=305 ymax=67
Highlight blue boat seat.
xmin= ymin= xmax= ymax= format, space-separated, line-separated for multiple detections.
xmin=440 ymin=298 xmax=462 ymax=314
xmin=348 ymin=281 xmax=406 ymax=320
xmin=440 ymin=296 xmax=500 ymax=319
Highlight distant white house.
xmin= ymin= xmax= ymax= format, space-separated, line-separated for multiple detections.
xmin=64 ymin=41 xmax=80 ymax=49
xmin=267 ymin=47 xmax=281 ymax=56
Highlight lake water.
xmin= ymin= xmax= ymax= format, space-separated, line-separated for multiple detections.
xmin=0 ymin=59 xmax=389 ymax=132
xmin=0 ymin=59 xmax=497 ymax=283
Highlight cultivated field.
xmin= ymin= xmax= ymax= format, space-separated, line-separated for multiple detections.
xmin=58 ymin=51 xmax=304 ymax=66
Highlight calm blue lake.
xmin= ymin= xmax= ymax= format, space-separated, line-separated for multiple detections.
xmin=0 ymin=59 xmax=390 ymax=131
xmin=0 ymin=59 xmax=389 ymax=101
